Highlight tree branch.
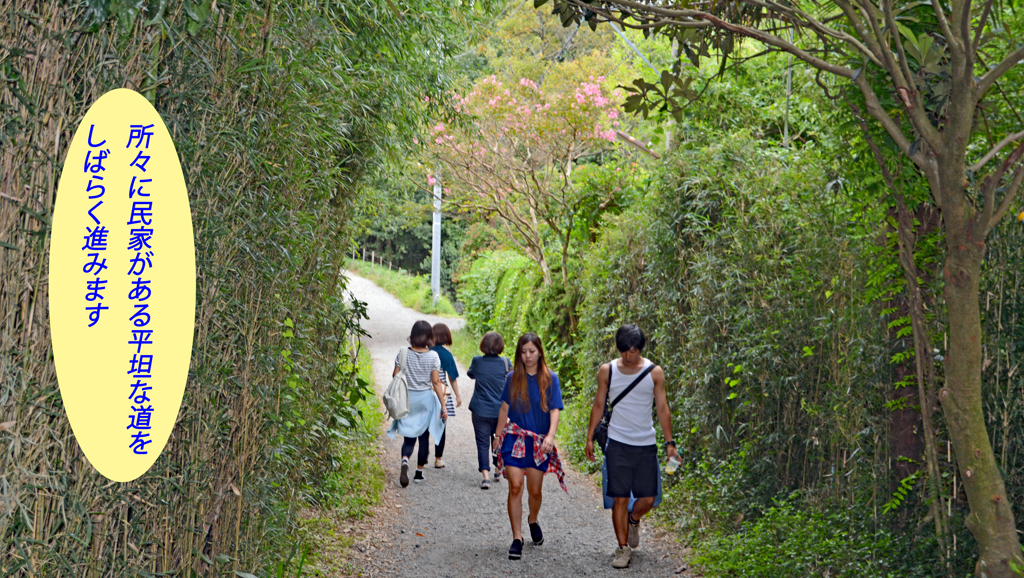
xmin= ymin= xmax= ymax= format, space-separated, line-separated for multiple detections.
xmin=980 ymin=139 xmax=1024 ymax=235
xmin=853 ymin=74 xmax=915 ymax=158
xmin=988 ymin=165 xmax=1024 ymax=235
xmin=930 ymin=0 xmax=958 ymax=54
xmin=972 ymin=0 xmax=995 ymax=54
xmin=977 ymin=45 xmax=1024 ymax=98
xmin=829 ymin=0 xmax=888 ymax=68
xmin=746 ymin=0 xmax=881 ymax=66
xmin=968 ymin=129 xmax=1024 ymax=172
xmin=573 ymin=0 xmax=858 ymax=78
xmin=883 ymin=0 xmax=927 ymax=112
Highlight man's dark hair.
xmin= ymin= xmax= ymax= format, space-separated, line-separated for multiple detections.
xmin=480 ymin=332 xmax=505 ymax=355
xmin=409 ymin=320 xmax=434 ymax=348
xmin=615 ymin=324 xmax=646 ymax=352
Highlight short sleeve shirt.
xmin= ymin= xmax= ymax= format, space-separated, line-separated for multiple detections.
xmin=467 ymin=355 xmax=511 ymax=418
xmin=499 ymin=371 xmax=564 ymax=435
xmin=430 ymin=345 xmax=459 ymax=386
xmin=395 ymin=348 xmax=441 ymax=391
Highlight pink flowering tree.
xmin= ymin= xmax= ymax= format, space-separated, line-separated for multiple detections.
xmin=428 ymin=75 xmax=622 ymax=287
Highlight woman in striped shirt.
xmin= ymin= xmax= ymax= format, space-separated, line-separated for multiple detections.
xmin=387 ymin=320 xmax=447 ymax=487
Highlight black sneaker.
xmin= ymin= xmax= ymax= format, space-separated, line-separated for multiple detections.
xmin=508 ymin=538 xmax=523 ymax=560
xmin=529 ymin=521 xmax=544 ymax=545
xmin=400 ymin=463 xmax=409 ymax=487
xmin=413 ymin=469 xmax=425 ymax=483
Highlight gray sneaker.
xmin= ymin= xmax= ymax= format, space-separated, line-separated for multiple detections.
xmin=627 ymin=515 xmax=640 ymax=548
xmin=612 ymin=545 xmax=631 ymax=568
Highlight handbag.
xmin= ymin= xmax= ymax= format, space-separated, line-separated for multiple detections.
xmin=383 ymin=348 xmax=410 ymax=420
xmin=593 ymin=362 xmax=655 ymax=452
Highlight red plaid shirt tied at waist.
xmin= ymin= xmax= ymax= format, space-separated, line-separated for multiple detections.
xmin=495 ymin=421 xmax=568 ymax=494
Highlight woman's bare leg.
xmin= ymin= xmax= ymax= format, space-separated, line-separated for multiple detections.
xmin=525 ymin=467 xmax=545 ymax=524
xmin=505 ymin=466 xmax=525 ymax=539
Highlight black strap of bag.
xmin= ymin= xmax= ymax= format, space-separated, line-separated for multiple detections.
xmin=594 ymin=362 xmax=655 ymax=451
xmin=608 ymin=363 xmax=655 ymax=412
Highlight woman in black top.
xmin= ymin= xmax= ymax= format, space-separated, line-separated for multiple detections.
xmin=466 ymin=331 xmax=512 ymax=489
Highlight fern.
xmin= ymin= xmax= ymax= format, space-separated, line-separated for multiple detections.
xmin=882 ymin=471 xmax=921 ymax=514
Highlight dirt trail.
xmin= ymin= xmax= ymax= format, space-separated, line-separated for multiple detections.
xmin=342 ymin=272 xmax=686 ymax=577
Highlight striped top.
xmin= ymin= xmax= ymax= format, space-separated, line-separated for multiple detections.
xmin=395 ymin=348 xmax=441 ymax=391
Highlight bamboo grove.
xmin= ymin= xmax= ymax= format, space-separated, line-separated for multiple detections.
xmin=0 ymin=1 xmax=487 ymax=575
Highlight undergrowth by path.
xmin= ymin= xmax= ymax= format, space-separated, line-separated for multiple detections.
xmin=290 ymin=346 xmax=388 ymax=578
xmin=345 ymin=259 xmax=458 ymax=317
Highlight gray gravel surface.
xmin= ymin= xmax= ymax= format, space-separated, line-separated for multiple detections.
xmin=343 ymin=272 xmax=686 ymax=577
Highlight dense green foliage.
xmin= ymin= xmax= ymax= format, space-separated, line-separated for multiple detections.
xmin=447 ymin=21 xmax=1024 ymax=572
xmin=345 ymin=258 xmax=458 ymax=316
xmin=1 ymin=0 xmax=491 ymax=574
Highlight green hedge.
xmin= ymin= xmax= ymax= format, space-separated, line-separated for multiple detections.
xmin=345 ymin=259 xmax=457 ymax=317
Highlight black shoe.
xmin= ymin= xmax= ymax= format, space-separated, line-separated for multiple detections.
xmin=413 ymin=469 xmax=425 ymax=483
xmin=400 ymin=463 xmax=409 ymax=487
xmin=508 ymin=539 xmax=523 ymax=560
xmin=529 ymin=521 xmax=544 ymax=545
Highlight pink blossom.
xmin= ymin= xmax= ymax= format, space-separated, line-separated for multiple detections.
xmin=519 ymin=78 xmax=539 ymax=90
xmin=428 ymin=175 xmax=437 ymax=185
xmin=597 ymin=76 xmax=605 ymax=82
xmin=444 ymin=188 xmax=450 ymax=194
xmin=412 ymin=137 xmax=419 ymax=145
xmin=434 ymin=138 xmax=443 ymax=144
xmin=601 ymin=129 xmax=616 ymax=142
xmin=607 ymin=110 xmax=618 ymax=119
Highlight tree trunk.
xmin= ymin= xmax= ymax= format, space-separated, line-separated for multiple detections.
xmin=940 ymin=178 xmax=1023 ymax=578
xmin=883 ymin=207 xmax=924 ymax=488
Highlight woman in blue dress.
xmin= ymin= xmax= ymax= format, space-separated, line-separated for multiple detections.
xmin=492 ymin=332 xmax=565 ymax=560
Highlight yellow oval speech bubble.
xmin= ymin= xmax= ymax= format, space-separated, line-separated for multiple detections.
xmin=49 ymin=88 xmax=195 ymax=482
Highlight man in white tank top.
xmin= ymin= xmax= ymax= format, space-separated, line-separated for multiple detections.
xmin=584 ymin=325 xmax=678 ymax=569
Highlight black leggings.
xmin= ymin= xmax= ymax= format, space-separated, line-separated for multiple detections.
xmin=401 ymin=429 xmax=446 ymax=465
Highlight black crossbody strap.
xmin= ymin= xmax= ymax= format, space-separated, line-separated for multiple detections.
xmin=608 ymin=363 xmax=655 ymax=411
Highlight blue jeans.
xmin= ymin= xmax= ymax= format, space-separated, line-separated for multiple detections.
xmin=471 ymin=413 xmax=499 ymax=472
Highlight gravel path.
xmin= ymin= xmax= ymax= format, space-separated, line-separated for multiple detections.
xmin=343 ymin=272 xmax=686 ymax=577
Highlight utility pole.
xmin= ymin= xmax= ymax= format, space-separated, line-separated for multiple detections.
xmin=431 ymin=167 xmax=442 ymax=305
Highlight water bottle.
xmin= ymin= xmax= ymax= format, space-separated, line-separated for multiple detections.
xmin=665 ymin=455 xmax=681 ymax=475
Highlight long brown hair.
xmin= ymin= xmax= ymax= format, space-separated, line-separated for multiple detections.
xmin=509 ymin=333 xmax=552 ymax=412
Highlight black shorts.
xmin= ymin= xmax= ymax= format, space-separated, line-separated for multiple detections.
xmin=605 ymin=438 xmax=659 ymax=498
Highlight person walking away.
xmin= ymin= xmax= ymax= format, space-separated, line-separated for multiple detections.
xmin=492 ymin=333 xmax=567 ymax=560
xmin=466 ymin=332 xmax=512 ymax=489
xmin=430 ymin=323 xmax=462 ymax=468
xmin=387 ymin=320 xmax=447 ymax=487
xmin=585 ymin=324 xmax=678 ymax=569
